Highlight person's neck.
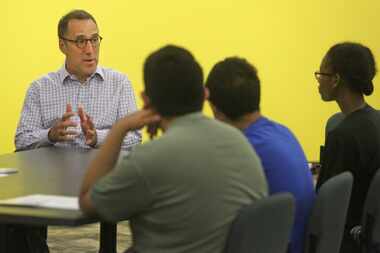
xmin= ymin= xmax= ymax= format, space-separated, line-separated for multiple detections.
xmin=159 ymin=112 xmax=201 ymax=132
xmin=230 ymin=111 xmax=261 ymax=130
xmin=65 ymin=65 xmax=92 ymax=84
xmin=336 ymin=90 xmax=366 ymax=115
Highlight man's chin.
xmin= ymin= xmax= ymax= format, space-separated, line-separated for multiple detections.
xmin=83 ymin=67 xmax=97 ymax=76
xmin=321 ymin=95 xmax=334 ymax=102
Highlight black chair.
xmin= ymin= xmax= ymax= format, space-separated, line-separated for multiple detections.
xmin=350 ymin=168 xmax=380 ymax=253
xmin=225 ymin=193 xmax=295 ymax=253
xmin=304 ymin=172 xmax=353 ymax=253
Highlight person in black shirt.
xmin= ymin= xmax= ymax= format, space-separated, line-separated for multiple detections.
xmin=315 ymin=42 xmax=380 ymax=253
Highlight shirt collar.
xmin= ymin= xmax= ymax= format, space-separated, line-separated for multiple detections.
xmin=58 ymin=65 xmax=105 ymax=84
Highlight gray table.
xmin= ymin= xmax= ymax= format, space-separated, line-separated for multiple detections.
xmin=0 ymin=147 xmax=120 ymax=253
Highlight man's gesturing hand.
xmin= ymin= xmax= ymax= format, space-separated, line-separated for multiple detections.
xmin=78 ymin=105 xmax=97 ymax=146
xmin=48 ymin=104 xmax=79 ymax=142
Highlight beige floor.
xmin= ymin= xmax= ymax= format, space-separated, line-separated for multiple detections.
xmin=47 ymin=221 xmax=132 ymax=253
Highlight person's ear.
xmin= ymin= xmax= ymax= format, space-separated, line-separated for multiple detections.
xmin=209 ymin=102 xmax=227 ymax=121
xmin=332 ymin=74 xmax=341 ymax=88
xmin=59 ymin=39 xmax=67 ymax=54
xmin=141 ymin=91 xmax=151 ymax=109
xmin=204 ymin=87 xmax=210 ymax=100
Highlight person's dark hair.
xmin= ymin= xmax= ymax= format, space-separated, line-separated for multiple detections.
xmin=205 ymin=57 xmax=260 ymax=120
xmin=58 ymin=10 xmax=97 ymax=38
xmin=143 ymin=45 xmax=204 ymax=117
xmin=326 ymin=42 xmax=377 ymax=96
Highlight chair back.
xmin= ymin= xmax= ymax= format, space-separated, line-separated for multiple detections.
xmin=225 ymin=193 xmax=295 ymax=253
xmin=361 ymin=169 xmax=380 ymax=252
xmin=305 ymin=172 xmax=353 ymax=253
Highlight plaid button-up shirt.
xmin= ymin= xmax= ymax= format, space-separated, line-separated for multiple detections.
xmin=15 ymin=66 xmax=141 ymax=151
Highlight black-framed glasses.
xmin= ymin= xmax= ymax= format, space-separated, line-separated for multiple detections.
xmin=314 ymin=71 xmax=335 ymax=80
xmin=60 ymin=35 xmax=103 ymax=49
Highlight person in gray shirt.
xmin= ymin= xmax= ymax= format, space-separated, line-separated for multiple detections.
xmin=79 ymin=45 xmax=268 ymax=253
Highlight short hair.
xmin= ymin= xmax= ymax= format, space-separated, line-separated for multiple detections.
xmin=326 ymin=42 xmax=377 ymax=96
xmin=58 ymin=10 xmax=97 ymax=38
xmin=143 ymin=45 xmax=204 ymax=117
xmin=205 ymin=57 xmax=260 ymax=121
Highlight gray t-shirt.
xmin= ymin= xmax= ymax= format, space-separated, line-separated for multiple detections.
xmin=91 ymin=112 xmax=268 ymax=253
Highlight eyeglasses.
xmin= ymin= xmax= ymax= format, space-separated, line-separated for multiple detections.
xmin=314 ymin=71 xmax=335 ymax=80
xmin=60 ymin=35 xmax=103 ymax=49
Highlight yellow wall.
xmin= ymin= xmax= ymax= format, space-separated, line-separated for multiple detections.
xmin=1 ymin=0 xmax=379 ymax=160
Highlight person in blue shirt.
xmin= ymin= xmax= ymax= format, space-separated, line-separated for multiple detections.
xmin=205 ymin=57 xmax=315 ymax=253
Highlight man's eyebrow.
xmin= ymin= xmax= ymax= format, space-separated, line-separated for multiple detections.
xmin=75 ymin=33 xmax=99 ymax=39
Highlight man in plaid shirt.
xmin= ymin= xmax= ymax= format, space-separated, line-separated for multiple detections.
xmin=9 ymin=9 xmax=141 ymax=253
xmin=15 ymin=9 xmax=141 ymax=151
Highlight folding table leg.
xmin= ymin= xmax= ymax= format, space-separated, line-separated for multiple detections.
xmin=0 ymin=224 xmax=7 ymax=253
xmin=99 ymin=222 xmax=117 ymax=253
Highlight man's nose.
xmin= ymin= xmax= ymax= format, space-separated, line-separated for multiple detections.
xmin=83 ymin=40 xmax=96 ymax=54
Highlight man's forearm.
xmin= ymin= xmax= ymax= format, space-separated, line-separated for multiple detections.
xmin=79 ymin=109 xmax=160 ymax=213
xmin=15 ymin=129 xmax=53 ymax=151
xmin=80 ymin=121 xmax=130 ymax=198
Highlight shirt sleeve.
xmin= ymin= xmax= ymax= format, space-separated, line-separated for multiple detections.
xmin=94 ymin=75 xmax=142 ymax=150
xmin=14 ymin=83 xmax=54 ymax=151
xmin=90 ymin=153 xmax=153 ymax=221
xmin=119 ymin=76 xmax=142 ymax=150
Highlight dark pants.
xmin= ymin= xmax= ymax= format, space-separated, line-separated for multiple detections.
xmin=0 ymin=224 xmax=49 ymax=253
xmin=339 ymin=236 xmax=361 ymax=253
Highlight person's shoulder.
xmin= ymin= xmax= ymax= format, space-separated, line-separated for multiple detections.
xmin=123 ymin=137 xmax=176 ymax=172
xmin=260 ymin=117 xmax=309 ymax=156
xmin=98 ymin=66 xmax=130 ymax=82
xmin=325 ymin=112 xmax=345 ymax=134
xmin=342 ymin=106 xmax=380 ymax=139
xmin=259 ymin=117 xmax=296 ymax=137
xmin=337 ymin=106 xmax=377 ymax=131
xmin=327 ymin=112 xmax=345 ymax=125
xmin=187 ymin=116 xmax=250 ymax=145
xmin=207 ymin=118 xmax=259 ymax=152
xmin=133 ymin=118 xmax=242 ymax=155
xmin=264 ymin=117 xmax=287 ymax=129
xmin=327 ymin=116 xmax=359 ymax=144
xmin=28 ymin=69 xmax=62 ymax=90
xmin=131 ymin=134 xmax=173 ymax=154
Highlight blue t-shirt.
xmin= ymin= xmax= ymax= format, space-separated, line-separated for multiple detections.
xmin=243 ymin=117 xmax=315 ymax=253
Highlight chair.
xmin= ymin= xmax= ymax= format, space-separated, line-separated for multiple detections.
xmin=225 ymin=193 xmax=295 ymax=253
xmin=304 ymin=172 xmax=353 ymax=253
xmin=351 ymin=168 xmax=380 ymax=252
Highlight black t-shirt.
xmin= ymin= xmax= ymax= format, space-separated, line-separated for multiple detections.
xmin=317 ymin=104 xmax=380 ymax=229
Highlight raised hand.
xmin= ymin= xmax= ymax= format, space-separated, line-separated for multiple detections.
xmin=78 ymin=105 xmax=97 ymax=146
xmin=48 ymin=104 xmax=79 ymax=142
